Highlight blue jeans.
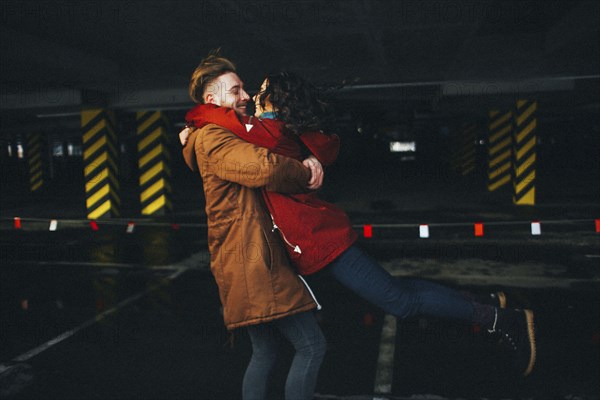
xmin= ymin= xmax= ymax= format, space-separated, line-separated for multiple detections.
xmin=328 ymin=246 xmax=475 ymax=321
xmin=243 ymin=311 xmax=326 ymax=400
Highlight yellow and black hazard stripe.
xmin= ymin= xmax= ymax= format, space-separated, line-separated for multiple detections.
xmin=136 ymin=111 xmax=172 ymax=216
xmin=512 ymin=100 xmax=537 ymax=205
xmin=26 ymin=132 xmax=45 ymax=192
xmin=487 ymin=110 xmax=513 ymax=192
xmin=452 ymin=123 xmax=477 ymax=176
xmin=81 ymin=109 xmax=121 ymax=219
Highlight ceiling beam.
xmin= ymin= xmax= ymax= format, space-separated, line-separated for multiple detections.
xmin=349 ymin=0 xmax=393 ymax=81
xmin=545 ymin=1 xmax=600 ymax=55
xmin=1 ymin=25 xmax=120 ymax=88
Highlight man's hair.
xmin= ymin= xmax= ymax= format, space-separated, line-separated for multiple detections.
xmin=189 ymin=49 xmax=236 ymax=104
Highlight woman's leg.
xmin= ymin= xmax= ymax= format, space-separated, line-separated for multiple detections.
xmin=243 ymin=323 xmax=281 ymax=400
xmin=328 ymin=246 xmax=474 ymax=322
xmin=274 ymin=311 xmax=327 ymax=400
xmin=327 ymin=246 xmax=536 ymax=377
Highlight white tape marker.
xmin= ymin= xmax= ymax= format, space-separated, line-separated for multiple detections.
xmin=531 ymin=221 xmax=541 ymax=235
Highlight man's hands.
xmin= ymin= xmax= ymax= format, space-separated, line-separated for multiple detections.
xmin=179 ymin=127 xmax=192 ymax=146
xmin=303 ymin=155 xmax=324 ymax=190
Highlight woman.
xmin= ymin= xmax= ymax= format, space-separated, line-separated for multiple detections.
xmin=182 ymin=71 xmax=536 ymax=378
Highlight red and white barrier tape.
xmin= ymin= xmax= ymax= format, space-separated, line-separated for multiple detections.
xmin=4 ymin=216 xmax=600 ymax=237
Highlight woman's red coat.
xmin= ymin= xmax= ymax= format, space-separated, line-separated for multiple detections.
xmin=186 ymin=104 xmax=357 ymax=275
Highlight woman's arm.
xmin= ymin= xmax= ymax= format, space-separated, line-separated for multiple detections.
xmin=299 ymin=131 xmax=340 ymax=166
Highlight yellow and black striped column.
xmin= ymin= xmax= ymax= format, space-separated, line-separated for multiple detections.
xmin=487 ymin=110 xmax=513 ymax=191
xmin=81 ymin=109 xmax=121 ymax=219
xmin=452 ymin=123 xmax=477 ymax=176
xmin=512 ymin=100 xmax=537 ymax=205
xmin=136 ymin=111 xmax=172 ymax=216
xmin=26 ymin=133 xmax=45 ymax=192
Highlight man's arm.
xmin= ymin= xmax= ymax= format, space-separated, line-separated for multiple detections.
xmin=201 ymin=124 xmax=313 ymax=193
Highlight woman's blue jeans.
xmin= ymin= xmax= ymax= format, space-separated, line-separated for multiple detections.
xmin=328 ymin=245 xmax=475 ymax=322
xmin=243 ymin=311 xmax=326 ymax=400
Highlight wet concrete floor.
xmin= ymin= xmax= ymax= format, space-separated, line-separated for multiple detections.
xmin=1 ymin=223 xmax=598 ymax=400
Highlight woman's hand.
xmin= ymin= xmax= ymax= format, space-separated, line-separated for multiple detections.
xmin=179 ymin=127 xmax=192 ymax=146
xmin=303 ymin=155 xmax=324 ymax=190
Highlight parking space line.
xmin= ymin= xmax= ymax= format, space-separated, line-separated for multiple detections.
xmin=6 ymin=260 xmax=183 ymax=270
xmin=373 ymin=314 xmax=397 ymax=398
xmin=0 ymin=266 xmax=188 ymax=374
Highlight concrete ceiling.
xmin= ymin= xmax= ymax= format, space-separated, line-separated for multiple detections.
xmin=1 ymin=0 xmax=599 ymax=135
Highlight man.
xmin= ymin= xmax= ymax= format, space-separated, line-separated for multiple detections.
xmin=180 ymin=51 xmax=326 ymax=400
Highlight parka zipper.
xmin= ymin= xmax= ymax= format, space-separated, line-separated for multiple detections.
xmin=298 ymin=275 xmax=322 ymax=310
xmin=270 ymin=214 xmax=302 ymax=254
xmin=269 ymin=215 xmax=320 ymax=310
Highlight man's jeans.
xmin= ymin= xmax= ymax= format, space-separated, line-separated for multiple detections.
xmin=243 ymin=311 xmax=326 ymax=400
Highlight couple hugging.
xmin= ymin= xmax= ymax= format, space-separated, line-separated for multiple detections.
xmin=179 ymin=50 xmax=536 ymax=400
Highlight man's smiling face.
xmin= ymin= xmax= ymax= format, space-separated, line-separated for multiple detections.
xmin=204 ymin=71 xmax=250 ymax=116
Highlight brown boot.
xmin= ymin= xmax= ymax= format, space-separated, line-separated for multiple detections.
xmin=488 ymin=308 xmax=537 ymax=377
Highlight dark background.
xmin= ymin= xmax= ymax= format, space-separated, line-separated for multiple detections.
xmin=1 ymin=0 xmax=599 ymax=217
xmin=1 ymin=3 xmax=599 ymax=398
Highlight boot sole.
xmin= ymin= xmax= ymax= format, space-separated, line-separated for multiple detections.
xmin=523 ymin=309 xmax=536 ymax=377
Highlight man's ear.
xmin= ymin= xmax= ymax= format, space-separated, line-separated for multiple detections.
xmin=204 ymin=93 xmax=215 ymax=105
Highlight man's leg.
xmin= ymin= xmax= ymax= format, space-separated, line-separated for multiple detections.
xmin=275 ymin=311 xmax=327 ymax=400
xmin=243 ymin=323 xmax=281 ymax=400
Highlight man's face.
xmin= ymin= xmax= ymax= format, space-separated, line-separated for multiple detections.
xmin=204 ymin=72 xmax=250 ymax=116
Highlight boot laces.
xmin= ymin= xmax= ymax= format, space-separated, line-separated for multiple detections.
xmin=489 ymin=308 xmax=518 ymax=351
xmin=487 ymin=308 xmax=498 ymax=334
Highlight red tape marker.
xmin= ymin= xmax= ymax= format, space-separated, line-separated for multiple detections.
xmin=474 ymin=222 xmax=484 ymax=237
xmin=596 ymin=219 xmax=600 ymax=233
xmin=363 ymin=224 xmax=373 ymax=238
xmin=14 ymin=217 xmax=22 ymax=229
xmin=90 ymin=221 xmax=99 ymax=231
xmin=363 ymin=313 xmax=375 ymax=327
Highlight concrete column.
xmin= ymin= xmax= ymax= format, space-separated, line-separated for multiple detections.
xmin=487 ymin=110 xmax=513 ymax=192
xmin=81 ymin=108 xmax=121 ymax=219
xmin=136 ymin=111 xmax=172 ymax=216
xmin=452 ymin=123 xmax=477 ymax=176
xmin=512 ymin=100 xmax=538 ymax=205
xmin=26 ymin=132 xmax=46 ymax=192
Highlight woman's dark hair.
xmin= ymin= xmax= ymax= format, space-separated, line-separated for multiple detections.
xmin=257 ymin=71 xmax=330 ymax=135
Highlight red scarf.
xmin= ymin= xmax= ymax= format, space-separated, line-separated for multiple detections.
xmin=185 ymin=104 xmax=340 ymax=165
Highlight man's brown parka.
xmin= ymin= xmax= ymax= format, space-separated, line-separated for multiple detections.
xmin=182 ymin=124 xmax=319 ymax=330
